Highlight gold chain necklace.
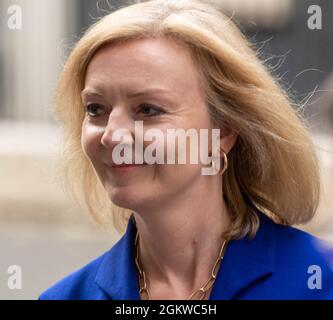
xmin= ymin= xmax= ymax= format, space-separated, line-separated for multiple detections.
xmin=134 ymin=229 xmax=228 ymax=300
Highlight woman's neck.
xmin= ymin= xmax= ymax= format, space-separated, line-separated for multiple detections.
xmin=132 ymin=177 xmax=230 ymax=299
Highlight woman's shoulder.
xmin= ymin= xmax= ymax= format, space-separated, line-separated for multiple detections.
xmin=212 ymin=212 xmax=333 ymax=299
xmin=273 ymin=217 xmax=333 ymax=268
xmin=248 ymin=213 xmax=333 ymax=299
xmin=38 ymin=249 xmax=111 ymax=300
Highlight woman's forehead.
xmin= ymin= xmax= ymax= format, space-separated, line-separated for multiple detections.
xmin=84 ymin=38 xmax=202 ymax=97
xmin=86 ymin=38 xmax=195 ymax=76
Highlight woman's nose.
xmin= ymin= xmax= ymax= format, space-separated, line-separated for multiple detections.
xmin=100 ymin=110 xmax=134 ymax=150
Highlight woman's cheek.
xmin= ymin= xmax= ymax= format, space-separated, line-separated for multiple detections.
xmin=81 ymin=122 xmax=103 ymax=163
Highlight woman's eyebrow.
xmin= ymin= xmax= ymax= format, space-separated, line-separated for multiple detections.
xmin=81 ymin=89 xmax=104 ymax=101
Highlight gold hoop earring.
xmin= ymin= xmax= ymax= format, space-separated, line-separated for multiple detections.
xmin=212 ymin=148 xmax=228 ymax=176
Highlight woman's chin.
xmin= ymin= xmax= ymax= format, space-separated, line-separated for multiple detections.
xmin=107 ymin=186 xmax=145 ymax=210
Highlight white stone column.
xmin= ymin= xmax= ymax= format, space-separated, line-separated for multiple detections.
xmin=1 ymin=0 xmax=77 ymax=122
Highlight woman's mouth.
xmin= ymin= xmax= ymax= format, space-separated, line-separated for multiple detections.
xmin=108 ymin=163 xmax=149 ymax=172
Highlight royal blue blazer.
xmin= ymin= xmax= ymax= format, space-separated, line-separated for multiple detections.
xmin=39 ymin=208 xmax=333 ymax=300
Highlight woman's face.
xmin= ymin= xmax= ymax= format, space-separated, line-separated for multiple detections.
xmin=81 ymin=37 xmax=222 ymax=211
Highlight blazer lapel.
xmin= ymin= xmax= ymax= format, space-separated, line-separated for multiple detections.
xmin=95 ymin=215 xmax=141 ymax=300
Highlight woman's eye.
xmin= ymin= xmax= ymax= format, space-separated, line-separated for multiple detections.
xmin=138 ymin=104 xmax=164 ymax=117
xmin=85 ymin=104 xmax=104 ymax=117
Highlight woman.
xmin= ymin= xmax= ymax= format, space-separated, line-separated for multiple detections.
xmin=40 ymin=0 xmax=333 ymax=300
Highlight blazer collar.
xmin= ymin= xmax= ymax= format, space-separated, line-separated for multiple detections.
xmin=95 ymin=208 xmax=276 ymax=300
xmin=95 ymin=214 xmax=141 ymax=300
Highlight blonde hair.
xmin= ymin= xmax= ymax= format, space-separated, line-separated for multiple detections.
xmin=54 ymin=0 xmax=320 ymax=239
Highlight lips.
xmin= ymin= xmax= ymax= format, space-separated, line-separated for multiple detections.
xmin=112 ymin=164 xmax=129 ymax=168
xmin=106 ymin=163 xmax=148 ymax=174
xmin=111 ymin=163 xmax=148 ymax=168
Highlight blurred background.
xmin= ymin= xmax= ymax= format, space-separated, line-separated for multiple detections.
xmin=0 ymin=0 xmax=332 ymax=299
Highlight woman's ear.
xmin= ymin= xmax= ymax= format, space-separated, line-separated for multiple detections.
xmin=220 ymin=127 xmax=238 ymax=154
